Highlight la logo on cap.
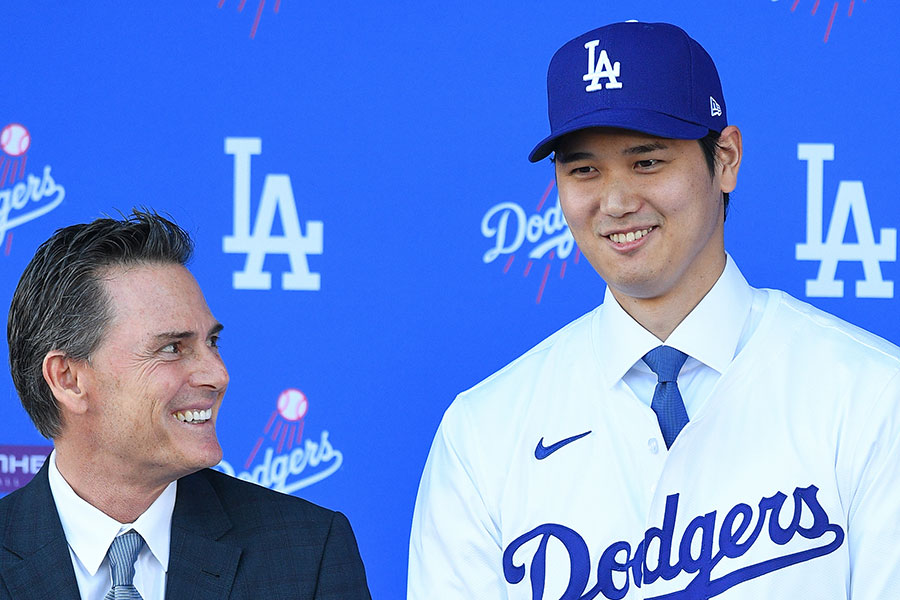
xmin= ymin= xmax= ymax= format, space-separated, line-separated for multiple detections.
xmin=583 ymin=40 xmax=622 ymax=91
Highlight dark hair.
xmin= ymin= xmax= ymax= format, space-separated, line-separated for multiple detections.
xmin=7 ymin=209 xmax=194 ymax=438
xmin=698 ymin=130 xmax=730 ymax=219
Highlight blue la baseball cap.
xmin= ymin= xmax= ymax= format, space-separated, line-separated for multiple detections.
xmin=529 ymin=22 xmax=727 ymax=162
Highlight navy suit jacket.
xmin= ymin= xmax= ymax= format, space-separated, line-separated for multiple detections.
xmin=0 ymin=463 xmax=371 ymax=599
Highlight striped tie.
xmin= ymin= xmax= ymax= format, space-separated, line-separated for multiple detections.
xmin=643 ymin=346 xmax=690 ymax=449
xmin=104 ymin=530 xmax=145 ymax=600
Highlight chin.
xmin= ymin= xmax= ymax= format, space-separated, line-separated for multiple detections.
xmin=200 ymin=444 xmax=224 ymax=469
xmin=604 ymin=275 xmax=658 ymax=297
xmin=179 ymin=442 xmax=224 ymax=475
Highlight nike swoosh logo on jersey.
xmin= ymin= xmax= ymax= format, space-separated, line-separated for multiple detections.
xmin=534 ymin=430 xmax=592 ymax=460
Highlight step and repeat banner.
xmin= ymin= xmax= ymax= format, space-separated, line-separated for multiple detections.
xmin=2 ymin=2 xmax=897 ymax=597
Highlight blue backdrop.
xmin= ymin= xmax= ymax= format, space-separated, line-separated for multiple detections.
xmin=2 ymin=2 xmax=898 ymax=597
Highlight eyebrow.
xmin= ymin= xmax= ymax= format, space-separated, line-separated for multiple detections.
xmin=556 ymin=141 xmax=669 ymax=164
xmin=555 ymin=151 xmax=594 ymax=165
xmin=154 ymin=323 xmax=224 ymax=342
xmin=621 ymin=141 xmax=669 ymax=156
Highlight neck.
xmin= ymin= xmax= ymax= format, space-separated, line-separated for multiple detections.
xmin=53 ymin=442 xmax=171 ymax=523
xmin=611 ymin=254 xmax=727 ymax=341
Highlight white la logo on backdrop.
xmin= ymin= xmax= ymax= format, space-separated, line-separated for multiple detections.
xmin=795 ymin=143 xmax=896 ymax=298
xmin=223 ymin=137 xmax=323 ymax=290
xmin=583 ymin=40 xmax=622 ymax=92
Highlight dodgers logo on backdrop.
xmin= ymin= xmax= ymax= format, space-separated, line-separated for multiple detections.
xmin=223 ymin=137 xmax=323 ymax=291
xmin=0 ymin=123 xmax=66 ymax=256
xmin=503 ymin=484 xmax=843 ymax=600
xmin=795 ymin=143 xmax=896 ymax=298
xmin=481 ymin=180 xmax=582 ymax=303
xmin=216 ymin=0 xmax=283 ymax=39
xmin=772 ymin=0 xmax=870 ymax=43
xmin=216 ymin=388 xmax=343 ymax=494
xmin=583 ymin=40 xmax=622 ymax=92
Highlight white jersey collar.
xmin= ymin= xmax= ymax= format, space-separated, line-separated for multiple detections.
xmin=593 ymin=254 xmax=754 ymax=388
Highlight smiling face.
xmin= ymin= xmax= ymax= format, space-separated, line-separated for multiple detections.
xmin=78 ymin=262 xmax=229 ymax=486
xmin=555 ymin=127 xmax=740 ymax=322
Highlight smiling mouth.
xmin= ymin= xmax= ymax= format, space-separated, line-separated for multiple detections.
xmin=607 ymin=227 xmax=655 ymax=244
xmin=174 ymin=409 xmax=212 ymax=424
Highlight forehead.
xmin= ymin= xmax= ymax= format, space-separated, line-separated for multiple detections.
xmin=554 ymin=127 xmax=697 ymax=156
xmin=99 ymin=263 xmax=215 ymax=337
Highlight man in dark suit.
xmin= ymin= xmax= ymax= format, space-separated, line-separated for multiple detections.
xmin=0 ymin=210 xmax=371 ymax=599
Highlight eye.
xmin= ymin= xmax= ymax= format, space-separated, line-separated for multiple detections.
xmin=160 ymin=342 xmax=181 ymax=354
xmin=208 ymin=335 xmax=221 ymax=349
xmin=569 ymin=165 xmax=597 ymax=176
xmin=635 ymin=159 xmax=661 ymax=170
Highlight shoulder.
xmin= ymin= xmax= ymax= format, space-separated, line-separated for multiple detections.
xmin=185 ymin=469 xmax=336 ymax=520
xmin=756 ymin=290 xmax=900 ymax=419
xmin=0 ymin=487 xmax=19 ymax=543
xmin=183 ymin=468 xmax=343 ymax=529
xmin=434 ymin=306 xmax=600 ymax=462
xmin=173 ymin=470 xmax=370 ymax=597
xmin=452 ymin=306 xmax=599 ymax=414
xmin=767 ymin=290 xmax=900 ymax=368
xmin=0 ymin=485 xmax=24 ymax=525
xmin=0 ymin=466 xmax=56 ymax=552
xmin=0 ymin=460 xmax=51 ymax=517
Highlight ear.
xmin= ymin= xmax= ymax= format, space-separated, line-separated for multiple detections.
xmin=42 ymin=351 xmax=90 ymax=416
xmin=716 ymin=125 xmax=742 ymax=194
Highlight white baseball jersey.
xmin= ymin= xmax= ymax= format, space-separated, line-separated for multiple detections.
xmin=409 ymin=261 xmax=900 ymax=599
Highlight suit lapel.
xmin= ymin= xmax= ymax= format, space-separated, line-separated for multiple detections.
xmin=165 ymin=470 xmax=242 ymax=600
xmin=0 ymin=462 xmax=80 ymax=600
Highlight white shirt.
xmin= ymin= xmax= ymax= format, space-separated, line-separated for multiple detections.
xmin=410 ymin=257 xmax=900 ymax=598
xmin=598 ymin=254 xmax=767 ymax=416
xmin=48 ymin=451 xmax=175 ymax=600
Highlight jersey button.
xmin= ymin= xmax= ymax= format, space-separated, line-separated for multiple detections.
xmin=648 ymin=438 xmax=659 ymax=454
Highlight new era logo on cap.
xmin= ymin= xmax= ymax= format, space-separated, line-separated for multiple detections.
xmin=529 ymin=22 xmax=728 ymax=162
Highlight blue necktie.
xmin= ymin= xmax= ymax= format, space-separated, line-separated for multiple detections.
xmin=104 ymin=530 xmax=145 ymax=600
xmin=643 ymin=346 xmax=689 ymax=449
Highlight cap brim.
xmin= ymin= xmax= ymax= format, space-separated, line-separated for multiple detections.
xmin=528 ymin=108 xmax=711 ymax=162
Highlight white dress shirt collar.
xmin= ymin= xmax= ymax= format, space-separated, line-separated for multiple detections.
xmin=47 ymin=450 xmax=175 ymax=575
xmin=593 ymin=254 xmax=754 ymax=388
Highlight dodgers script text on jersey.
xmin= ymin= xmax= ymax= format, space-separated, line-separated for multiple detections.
xmin=409 ymin=259 xmax=900 ymax=599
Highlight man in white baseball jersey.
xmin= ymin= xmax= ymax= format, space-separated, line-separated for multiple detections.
xmin=408 ymin=21 xmax=900 ymax=599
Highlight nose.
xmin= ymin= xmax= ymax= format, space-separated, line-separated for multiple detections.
xmin=598 ymin=176 xmax=641 ymax=218
xmin=190 ymin=347 xmax=229 ymax=393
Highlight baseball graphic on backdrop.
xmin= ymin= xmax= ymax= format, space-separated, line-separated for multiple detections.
xmin=277 ymin=388 xmax=308 ymax=421
xmin=0 ymin=124 xmax=31 ymax=157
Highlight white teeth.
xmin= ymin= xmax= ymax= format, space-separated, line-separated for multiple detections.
xmin=610 ymin=228 xmax=651 ymax=244
xmin=174 ymin=409 xmax=212 ymax=424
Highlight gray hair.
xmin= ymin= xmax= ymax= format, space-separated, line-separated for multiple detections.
xmin=7 ymin=209 xmax=194 ymax=438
